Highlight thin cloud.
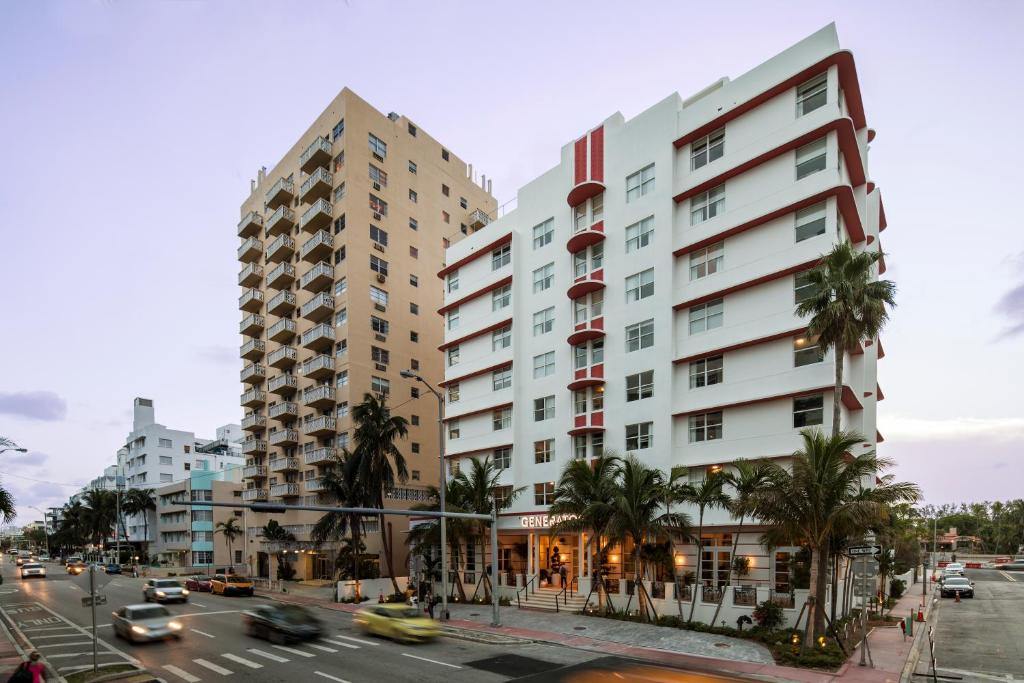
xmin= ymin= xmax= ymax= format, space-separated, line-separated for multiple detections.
xmin=194 ymin=345 xmax=236 ymax=365
xmin=995 ymin=282 xmax=1024 ymax=338
xmin=880 ymin=415 xmax=1024 ymax=442
xmin=6 ymin=450 xmax=47 ymax=466
xmin=0 ymin=391 xmax=67 ymax=421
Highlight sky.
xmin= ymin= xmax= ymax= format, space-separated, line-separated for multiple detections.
xmin=1 ymin=0 xmax=1022 ymax=525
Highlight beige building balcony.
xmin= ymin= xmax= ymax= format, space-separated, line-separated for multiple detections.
xmin=238 ymin=211 xmax=263 ymax=238
xmin=242 ymin=414 xmax=267 ymax=432
xmin=303 ymin=385 xmax=336 ymax=409
xmin=300 ymin=262 xmax=334 ymax=292
xmin=300 ymin=199 xmax=333 ymax=233
xmin=240 ymin=363 xmax=266 ymax=384
xmin=267 ymin=345 xmax=297 ymax=369
xmin=265 ymin=234 xmax=296 ymax=263
xmin=299 ymin=136 xmax=331 ymax=174
xmin=239 ymin=288 xmax=264 ymax=313
xmin=265 ymin=177 xmax=295 ymax=210
xmin=303 ymin=416 xmax=336 ymax=437
xmin=267 ymin=374 xmax=298 ymax=396
xmin=268 ymin=401 xmax=298 ymax=422
xmin=283 ymin=524 xmax=315 ymax=541
xmin=238 ymin=237 xmax=263 ymax=263
xmin=238 ymin=263 xmax=263 ymax=287
xmin=268 ymin=318 xmax=297 ymax=343
xmin=241 ymin=439 xmax=267 ymax=455
xmin=265 ymin=262 xmax=296 ymax=290
xmin=270 ymin=482 xmax=300 ymax=498
xmin=269 ymin=455 xmax=300 ymax=471
xmin=264 ymin=206 xmax=296 ymax=238
xmin=240 ymin=389 xmax=265 ymax=408
xmin=267 ymin=290 xmax=297 ymax=317
xmin=239 ymin=314 xmax=265 ymax=336
xmin=301 ymin=292 xmax=334 ymax=322
xmin=300 ymin=230 xmax=333 ymax=263
xmin=304 ymin=477 xmax=325 ymax=493
xmin=300 ymin=168 xmax=333 ymax=204
xmin=303 ymin=446 xmax=337 ymax=465
xmin=301 ymin=354 xmax=334 ymax=380
xmin=243 ymin=465 xmax=267 ymax=479
xmin=242 ymin=488 xmax=268 ymax=502
xmin=301 ymin=323 xmax=335 ymax=351
xmin=240 ymin=339 xmax=266 ymax=361
xmin=268 ymin=431 xmax=300 ymax=449
xmin=467 ymin=208 xmax=491 ymax=230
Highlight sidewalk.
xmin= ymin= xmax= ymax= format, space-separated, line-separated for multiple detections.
xmin=0 ymin=617 xmax=24 ymax=677
xmin=839 ymin=585 xmax=935 ymax=683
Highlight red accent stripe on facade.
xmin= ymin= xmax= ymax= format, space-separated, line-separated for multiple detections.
xmin=878 ymin=194 xmax=888 ymax=231
xmin=674 ymin=118 xmax=866 ymax=206
xmin=672 ymin=384 xmax=862 ymax=418
xmin=672 ymin=327 xmax=808 ymax=365
xmin=673 ymin=50 xmax=867 ymax=149
xmin=876 ymin=430 xmax=884 ymax=443
xmin=438 ymin=361 xmax=512 ymax=388
xmin=438 ymin=318 xmax=513 ymax=351
xmin=672 ymin=259 xmax=819 ymax=311
xmin=437 ymin=275 xmax=513 ymax=314
xmin=673 ymin=184 xmax=865 ymax=257
xmin=436 ymin=233 xmax=512 ymax=279
xmin=574 ymin=137 xmax=587 ymax=186
xmin=877 ymin=339 xmax=885 ymax=359
xmin=442 ymin=401 xmax=513 ymax=423
xmin=590 ymin=126 xmax=604 ymax=182
xmin=876 ymin=384 xmax=884 ymax=401
xmin=445 ymin=443 xmax=513 ymax=460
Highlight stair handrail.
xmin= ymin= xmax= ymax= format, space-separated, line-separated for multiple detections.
xmin=559 ymin=574 xmax=579 ymax=607
xmin=515 ymin=574 xmax=537 ymax=609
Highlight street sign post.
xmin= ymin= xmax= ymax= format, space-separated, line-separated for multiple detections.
xmin=848 ymin=545 xmax=882 ymax=557
xmin=853 ymin=558 xmax=880 ymax=578
xmin=80 ymin=595 xmax=107 ymax=607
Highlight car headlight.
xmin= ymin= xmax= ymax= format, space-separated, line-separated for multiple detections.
xmin=156 ymin=591 xmax=166 ymax=598
xmin=182 ymin=589 xmax=190 ymax=596
xmin=131 ymin=625 xmax=149 ymax=635
xmin=167 ymin=621 xmax=182 ymax=631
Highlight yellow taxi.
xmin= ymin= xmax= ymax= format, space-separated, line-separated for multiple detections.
xmin=353 ymin=604 xmax=438 ymax=643
xmin=67 ymin=562 xmax=86 ymax=575
xmin=210 ymin=574 xmax=254 ymax=596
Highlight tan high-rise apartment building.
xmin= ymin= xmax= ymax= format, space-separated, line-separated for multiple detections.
xmin=236 ymin=89 xmax=495 ymax=581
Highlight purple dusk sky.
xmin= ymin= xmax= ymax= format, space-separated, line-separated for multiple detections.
xmin=1 ymin=1 xmax=1022 ymax=524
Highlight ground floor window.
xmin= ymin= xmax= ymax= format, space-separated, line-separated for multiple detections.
xmin=699 ymin=533 xmax=733 ymax=598
xmin=192 ymin=550 xmax=213 ymax=566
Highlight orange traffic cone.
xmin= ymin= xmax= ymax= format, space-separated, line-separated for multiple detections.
xmin=954 ymin=591 xmax=960 ymax=603
xmin=917 ymin=606 xmax=924 ymax=622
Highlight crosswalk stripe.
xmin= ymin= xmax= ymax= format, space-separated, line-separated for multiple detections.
xmin=191 ymin=629 xmax=216 ymax=638
xmin=330 ymin=634 xmax=377 ymax=646
xmin=222 ymin=654 xmax=262 ymax=669
xmin=401 ymin=653 xmax=462 ymax=669
xmin=323 ymin=639 xmax=359 ymax=650
xmin=314 ymin=673 xmax=351 ymax=683
xmin=306 ymin=643 xmax=338 ymax=653
xmin=163 ymin=665 xmax=201 ymax=682
xmin=271 ymin=644 xmax=316 ymax=658
xmin=245 ymin=648 xmax=289 ymax=663
xmin=194 ymin=659 xmax=233 ymax=675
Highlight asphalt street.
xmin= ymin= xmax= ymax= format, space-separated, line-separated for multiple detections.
xmin=0 ymin=556 xmax=730 ymax=683
xmin=923 ymin=568 xmax=1024 ymax=683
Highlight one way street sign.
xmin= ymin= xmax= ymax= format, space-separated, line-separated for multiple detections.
xmin=848 ymin=544 xmax=882 ymax=557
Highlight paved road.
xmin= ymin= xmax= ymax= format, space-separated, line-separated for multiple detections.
xmin=0 ymin=557 xmax=742 ymax=682
xmin=922 ymin=568 xmax=1024 ymax=683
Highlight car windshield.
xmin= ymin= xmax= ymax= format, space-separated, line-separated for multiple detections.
xmin=227 ymin=577 xmax=250 ymax=583
xmin=945 ymin=578 xmax=970 ymax=586
xmin=131 ymin=606 xmax=170 ymax=620
xmin=155 ymin=580 xmax=181 ymax=588
xmin=277 ymin=606 xmax=316 ymax=624
xmin=23 ymin=564 xmax=41 ymax=569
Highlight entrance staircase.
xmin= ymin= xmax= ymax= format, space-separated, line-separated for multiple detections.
xmin=516 ymin=586 xmax=590 ymax=613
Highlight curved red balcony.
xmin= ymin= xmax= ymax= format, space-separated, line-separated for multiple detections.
xmin=567 ymin=220 xmax=605 ymax=253
xmin=568 ymin=363 xmax=605 ymax=391
xmin=566 ymin=269 xmax=605 ymax=300
xmin=567 ymin=317 xmax=605 ymax=346
xmin=568 ymin=410 xmax=604 ymax=436
xmin=566 ymin=181 xmax=605 ymax=208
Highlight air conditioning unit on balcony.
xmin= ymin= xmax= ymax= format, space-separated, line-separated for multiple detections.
xmin=374 ymin=363 xmax=387 ymax=372
xmin=373 ymin=153 xmax=384 ymax=163
xmin=373 ymin=212 xmax=382 ymax=221
xmin=376 ymin=274 xmax=386 ymax=283
xmin=374 ymin=303 xmax=386 ymax=313
xmin=374 ymin=334 xmax=387 ymax=342
xmin=373 ymin=243 xmax=385 ymax=253
xmin=372 ymin=182 xmax=381 ymax=191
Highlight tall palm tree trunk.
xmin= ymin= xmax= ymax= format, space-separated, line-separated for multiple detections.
xmin=687 ymin=512 xmax=704 ymax=624
xmin=711 ymin=514 xmax=745 ymax=627
xmin=353 ymin=527 xmax=361 ymax=602
xmin=378 ymin=512 xmax=400 ymax=594
xmin=832 ymin=353 xmax=845 ymax=437
xmin=809 ymin=544 xmax=829 ymax=639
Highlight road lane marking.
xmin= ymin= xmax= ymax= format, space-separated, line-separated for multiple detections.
xmin=330 ymin=634 xmax=377 ymax=646
xmin=306 ymin=643 xmax=338 ymax=653
xmin=163 ymin=665 xmax=201 ymax=682
xmin=19 ymin=626 xmax=77 ymax=632
xmin=314 ymin=673 xmax=351 ymax=683
xmin=3 ymin=601 xmax=140 ymax=666
xmin=245 ymin=648 xmax=289 ymax=663
xmin=191 ymin=629 xmax=216 ymax=638
xmin=222 ymin=654 xmax=262 ymax=669
xmin=35 ymin=640 xmax=93 ymax=647
xmin=999 ymin=571 xmax=1017 ymax=582
xmin=49 ymin=651 xmax=118 ymax=659
xmin=26 ymin=633 xmax=91 ymax=639
xmin=401 ymin=653 xmax=462 ymax=669
xmin=191 ymin=602 xmax=208 ymax=607
xmin=323 ymin=639 xmax=359 ymax=650
xmin=176 ymin=610 xmax=241 ymax=618
xmin=271 ymin=644 xmax=315 ymax=657
xmin=194 ymin=659 xmax=233 ymax=675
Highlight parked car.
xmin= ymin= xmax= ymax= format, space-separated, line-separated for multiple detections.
xmin=20 ymin=563 xmax=46 ymax=580
xmin=210 ymin=574 xmax=254 ymax=596
xmin=939 ymin=570 xmax=962 ymax=584
xmin=142 ymin=579 xmax=190 ymax=603
xmin=940 ymin=576 xmax=974 ymax=598
xmin=243 ymin=604 xmax=322 ymax=644
xmin=105 ymin=564 xmax=122 ymax=575
xmin=184 ymin=575 xmax=213 ymax=592
xmin=353 ymin=604 xmax=439 ymax=643
xmin=111 ymin=604 xmax=183 ymax=643
xmin=943 ymin=562 xmax=965 ymax=575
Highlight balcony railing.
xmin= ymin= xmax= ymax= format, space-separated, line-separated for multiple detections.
xmin=268 ymin=455 xmax=300 ymax=471
xmin=299 ymin=136 xmax=331 ymax=173
xmin=239 ymin=288 xmax=264 ymax=313
xmin=238 ymin=211 xmax=263 ymax=238
xmin=304 ymin=477 xmax=325 ymax=492
xmin=240 ymin=339 xmax=266 ymax=361
xmin=241 ymin=439 xmax=267 ymax=455
xmin=301 ymin=323 xmax=335 ymax=351
xmin=265 ymin=177 xmax=295 ymax=209
xmin=240 ymin=389 xmax=265 ymax=407
xmin=301 ymin=292 xmax=335 ymax=321
xmin=264 ymin=206 xmax=296 ymax=237
xmin=283 ymin=523 xmax=315 ymax=540
xmin=303 ymin=385 xmax=336 ymax=408
xmin=268 ymin=318 xmax=297 ymax=342
xmin=265 ymin=234 xmax=296 ymax=263
xmin=243 ymin=465 xmax=267 ymax=478
xmin=303 ymin=416 xmax=337 ymax=437
xmin=267 ymin=290 xmax=297 ymax=316
xmin=268 ymin=430 xmax=300 ymax=448
xmin=301 ymin=354 xmax=334 ymax=380
xmin=300 ymin=261 xmax=334 ymax=292
xmin=240 ymin=364 xmax=266 ymax=383
xmin=242 ymin=488 xmax=268 ymax=502
xmin=241 ymin=414 xmax=267 ymax=431
xmin=467 ymin=208 xmax=491 ymax=230
xmin=267 ymin=374 xmax=298 ymax=395
xmin=300 ymin=168 xmax=333 ymax=204
xmin=238 ymin=237 xmax=263 ymax=263
xmin=267 ymin=345 xmax=297 ymax=368
xmin=268 ymin=401 xmax=298 ymax=421
xmin=238 ymin=263 xmax=263 ymax=287
xmin=265 ymin=262 xmax=296 ymax=290
xmin=270 ymin=482 xmax=300 ymax=497
xmin=300 ymin=230 xmax=333 ymax=263
xmin=239 ymin=314 xmax=265 ymax=336
xmin=303 ymin=446 xmax=337 ymax=465
xmin=300 ymin=198 xmax=333 ymax=233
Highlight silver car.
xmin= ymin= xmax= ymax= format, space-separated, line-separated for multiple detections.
xmin=142 ymin=579 xmax=190 ymax=603
xmin=111 ymin=604 xmax=183 ymax=643
xmin=20 ymin=562 xmax=46 ymax=579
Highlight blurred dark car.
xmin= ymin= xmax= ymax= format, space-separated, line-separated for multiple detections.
xmin=185 ymin=575 xmax=213 ymax=592
xmin=105 ymin=564 xmax=122 ymax=574
xmin=940 ymin=576 xmax=974 ymax=598
xmin=243 ymin=604 xmax=322 ymax=644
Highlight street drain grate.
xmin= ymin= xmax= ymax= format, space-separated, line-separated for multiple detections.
xmin=573 ymin=626 xmax=587 ymax=631
xmin=465 ymin=654 xmax=557 ymax=677
xmin=714 ymin=642 xmax=731 ymax=648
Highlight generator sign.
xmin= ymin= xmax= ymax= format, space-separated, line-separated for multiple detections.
xmin=519 ymin=513 xmax=577 ymax=529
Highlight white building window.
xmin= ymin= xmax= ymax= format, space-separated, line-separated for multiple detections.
xmin=625 ymin=422 xmax=653 ymax=450
xmin=689 ymin=356 xmax=724 ymax=388
xmin=625 ymin=268 xmax=654 ymax=302
xmin=534 ymin=396 xmax=555 ymax=421
xmin=796 ymin=73 xmax=827 ymax=116
xmin=334 ymin=278 xmax=347 ymax=296
xmin=689 ymin=299 xmax=724 ymax=334
xmin=369 ymin=225 xmax=388 ymax=246
xmin=492 ymin=284 xmax=512 ymax=311
xmin=625 ymin=319 xmax=654 ymax=352
xmin=160 ymin=473 xmax=173 ymax=483
xmin=534 ymin=482 xmax=555 ymax=505
xmin=368 ymin=132 xmax=387 ymax=158
xmin=574 ymin=291 xmax=603 ymax=324
xmin=533 ymin=351 xmax=555 ymax=378
xmin=691 ymin=128 xmax=725 ymax=170
xmin=447 ymin=384 xmax=460 ymax=403
xmin=573 ymin=387 xmax=603 ymax=414
xmin=533 ymin=263 xmax=554 ymax=292
xmin=688 ymin=412 xmax=723 ymax=442
xmin=691 ymin=185 xmax=725 ymax=225
xmin=492 ymin=325 xmax=512 ymax=351
xmin=446 ymin=271 xmax=460 ymax=293
xmin=796 ymin=138 xmax=827 ymax=179
xmin=689 ymin=242 xmax=724 ymax=280
xmin=337 ymin=307 xmax=350 ymax=327
xmin=159 ymin=456 xmax=173 ymax=466
xmin=573 ymin=339 xmax=603 ymax=369
xmin=626 ymin=164 xmax=655 ymax=202
xmin=533 ymin=307 xmax=554 ymax=335
xmin=370 ymin=376 xmax=390 ymax=395
xmin=794 ymin=336 xmax=825 ymax=367
xmin=491 ymin=244 xmax=511 ymax=270
xmin=793 ymin=395 xmax=825 ymax=428
xmin=573 ymin=243 xmax=603 ymax=278
xmin=336 ymin=401 xmax=349 ymax=417
xmin=158 ymin=438 xmax=172 ymax=448
xmin=794 ymin=272 xmax=818 ymax=303
xmin=370 ymin=286 xmax=388 ymax=306
xmin=447 ymin=346 xmax=460 ymax=367
xmin=447 ymin=308 xmax=460 ymax=330
xmin=369 ymin=255 xmax=388 ymax=276
xmin=493 ymin=447 xmax=511 ymax=470
xmin=625 ymin=370 xmax=654 ymax=402
xmin=795 ymin=202 xmax=827 ymax=242
xmin=533 ymin=218 xmax=554 ymax=249
xmin=625 ymin=216 xmax=654 ymax=252
xmin=336 ymin=369 xmax=349 ymax=387
xmin=534 ymin=440 xmax=554 ymax=464
xmin=492 ymin=368 xmax=512 ymax=391
xmin=492 ymin=408 xmax=512 ymax=431
xmin=448 ymin=420 xmax=460 ymax=439
xmin=573 ymin=194 xmax=603 ymax=233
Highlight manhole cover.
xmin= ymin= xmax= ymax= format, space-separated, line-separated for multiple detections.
xmin=573 ymin=626 xmax=587 ymax=631
xmin=470 ymin=613 xmax=480 ymax=616
xmin=714 ymin=643 xmax=731 ymax=648
xmin=465 ymin=654 xmax=557 ymax=677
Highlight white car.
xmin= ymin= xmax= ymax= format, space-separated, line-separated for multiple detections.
xmin=37 ymin=553 xmax=50 ymax=562
xmin=20 ymin=563 xmax=46 ymax=579
xmin=944 ymin=562 xmax=965 ymax=575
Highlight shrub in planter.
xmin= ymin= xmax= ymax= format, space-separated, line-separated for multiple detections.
xmin=889 ymin=578 xmax=906 ymax=600
xmin=752 ymin=599 xmax=785 ymax=629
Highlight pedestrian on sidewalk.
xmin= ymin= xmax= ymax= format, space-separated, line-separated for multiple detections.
xmin=10 ymin=651 xmax=46 ymax=683
xmin=427 ymin=595 xmax=436 ymax=619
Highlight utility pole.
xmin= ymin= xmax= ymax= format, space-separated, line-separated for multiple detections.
xmin=89 ymin=565 xmax=98 ymax=674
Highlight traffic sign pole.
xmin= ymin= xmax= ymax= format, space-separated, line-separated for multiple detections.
xmin=89 ymin=565 xmax=98 ymax=674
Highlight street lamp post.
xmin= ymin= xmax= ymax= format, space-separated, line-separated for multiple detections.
xmin=400 ymin=370 xmax=449 ymax=621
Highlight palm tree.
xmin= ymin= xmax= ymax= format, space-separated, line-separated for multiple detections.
xmin=261 ymin=520 xmax=296 ymax=579
xmin=751 ymin=429 xmax=920 ymax=640
xmin=121 ymin=488 xmax=156 ymax=561
xmin=796 ymin=241 xmax=896 ymax=436
xmin=312 ymin=451 xmax=368 ymax=599
xmin=678 ymin=472 xmax=731 ymax=623
xmin=407 ymin=478 xmax=473 ymax=602
xmin=82 ymin=489 xmax=118 ymax=548
xmin=215 ymin=517 xmax=242 ymax=570
xmin=711 ymin=460 xmax=772 ymax=626
xmin=0 ymin=438 xmax=18 ymax=524
xmin=349 ymin=393 xmax=409 ymax=594
xmin=662 ymin=466 xmax=695 ymax=617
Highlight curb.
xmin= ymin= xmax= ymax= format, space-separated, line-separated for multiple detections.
xmin=900 ymin=592 xmax=938 ymax=683
xmin=439 ymin=625 xmax=534 ymax=645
